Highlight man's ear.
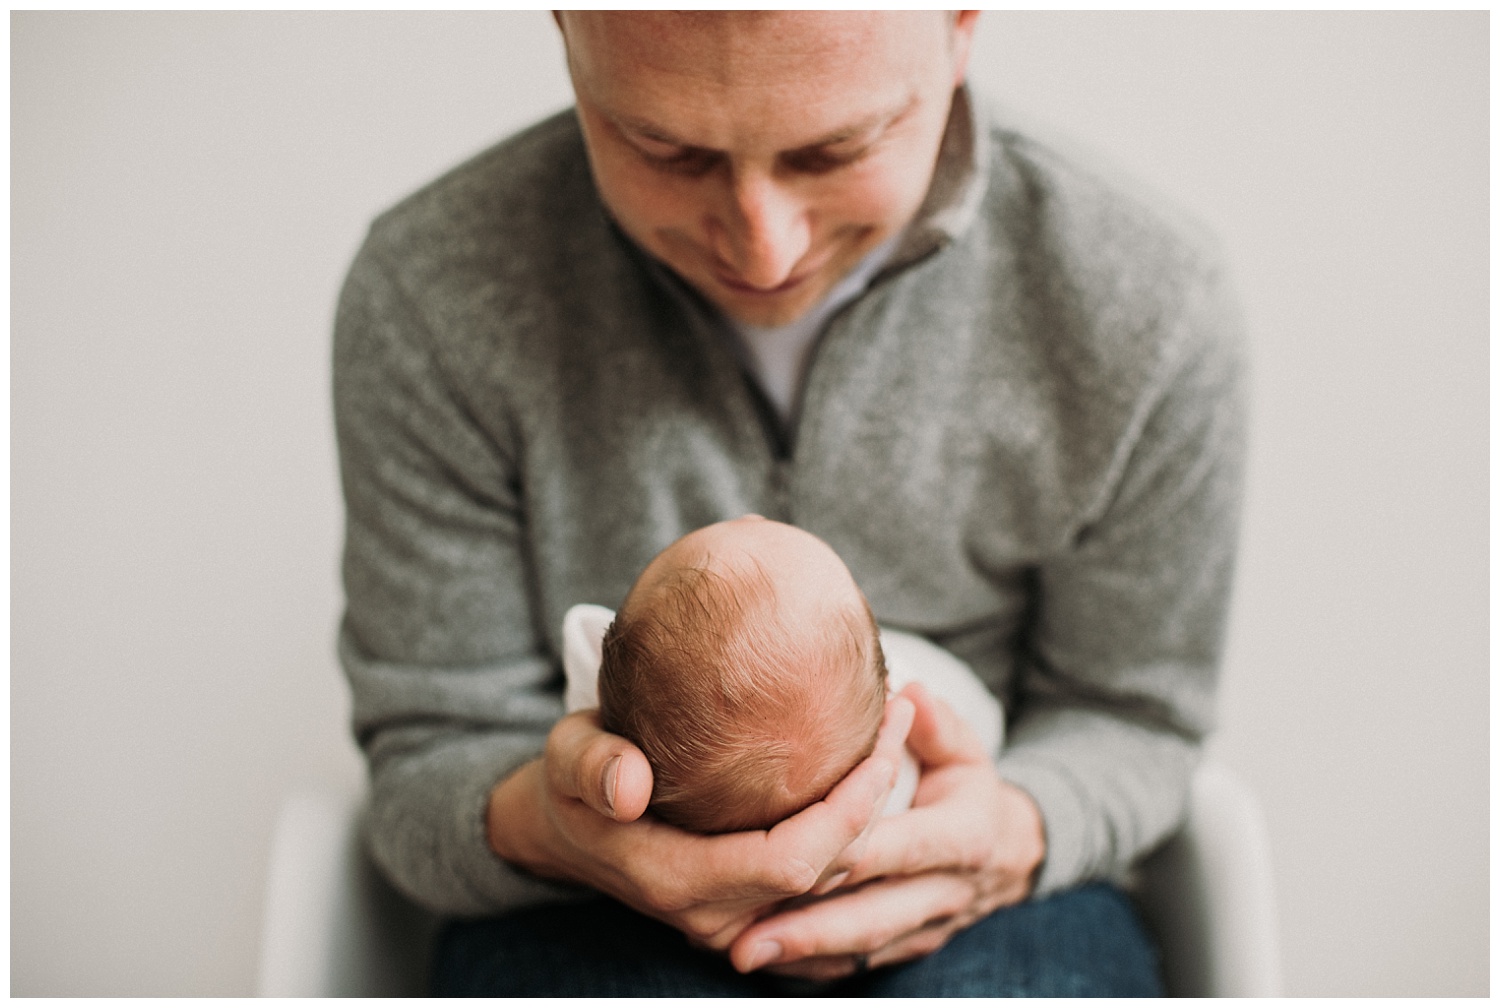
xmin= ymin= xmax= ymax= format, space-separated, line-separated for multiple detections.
xmin=950 ymin=11 xmax=981 ymax=87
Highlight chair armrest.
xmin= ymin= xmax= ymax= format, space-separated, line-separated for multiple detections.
xmin=257 ymin=786 xmax=436 ymax=996
xmin=1136 ymin=761 xmax=1283 ymax=997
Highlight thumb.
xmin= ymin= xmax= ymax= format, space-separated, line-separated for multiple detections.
xmin=596 ymin=746 xmax=654 ymax=823
xmin=545 ymin=709 xmax=655 ymax=822
xmin=901 ymin=681 xmax=987 ymax=770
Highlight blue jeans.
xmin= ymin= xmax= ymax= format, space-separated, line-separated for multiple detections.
xmin=431 ymin=882 xmax=1163 ymax=997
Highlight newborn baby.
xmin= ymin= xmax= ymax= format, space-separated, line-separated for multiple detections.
xmin=563 ymin=515 xmax=1002 ymax=834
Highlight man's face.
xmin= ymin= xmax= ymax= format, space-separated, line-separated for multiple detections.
xmin=558 ymin=12 xmax=977 ymax=327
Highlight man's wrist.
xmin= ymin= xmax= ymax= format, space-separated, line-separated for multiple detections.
xmin=998 ymin=777 xmax=1047 ymax=897
xmin=487 ymin=759 xmax=546 ymax=869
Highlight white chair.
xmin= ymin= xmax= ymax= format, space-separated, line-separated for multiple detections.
xmin=1134 ymin=762 xmax=1283 ymax=997
xmin=257 ymin=761 xmax=1281 ymax=997
xmin=257 ymin=788 xmax=436 ymax=997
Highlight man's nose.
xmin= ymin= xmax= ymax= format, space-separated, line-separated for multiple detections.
xmin=708 ymin=170 xmax=811 ymax=289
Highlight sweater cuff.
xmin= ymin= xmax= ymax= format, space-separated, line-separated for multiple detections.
xmin=450 ymin=747 xmax=587 ymax=913
xmin=366 ymin=733 xmax=585 ymax=917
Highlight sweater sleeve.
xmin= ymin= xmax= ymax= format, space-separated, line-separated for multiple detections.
xmin=993 ymin=257 xmax=1248 ymax=896
xmin=332 ymin=238 xmax=581 ymax=917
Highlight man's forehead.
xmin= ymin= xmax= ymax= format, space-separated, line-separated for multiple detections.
xmin=562 ymin=11 xmax=948 ymax=148
xmin=561 ymin=11 xmax=932 ymax=68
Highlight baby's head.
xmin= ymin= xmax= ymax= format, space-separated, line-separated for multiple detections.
xmin=598 ymin=516 xmax=888 ymax=833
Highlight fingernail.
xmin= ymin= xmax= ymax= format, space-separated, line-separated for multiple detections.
xmin=746 ymin=940 xmax=782 ymax=971
xmin=602 ymin=755 xmax=620 ymax=816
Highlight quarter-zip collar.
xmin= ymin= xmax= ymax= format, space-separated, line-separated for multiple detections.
xmin=886 ymin=83 xmax=990 ymax=274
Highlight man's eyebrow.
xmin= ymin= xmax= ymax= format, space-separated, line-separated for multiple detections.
xmin=613 ymin=93 xmax=919 ymax=153
xmin=612 ymin=114 xmax=687 ymax=146
xmin=791 ymin=94 xmax=919 ymax=151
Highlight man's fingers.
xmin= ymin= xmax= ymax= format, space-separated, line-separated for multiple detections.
xmin=541 ymin=734 xmax=901 ymax=916
xmin=769 ymin=693 xmax=914 ymax=887
xmin=760 ymin=952 xmax=864 ymax=983
xmin=845 ymin=768 xmax=1042 ymax=900
xmin=544 ymin=709 xmax=654 ymax=821
xmin=867 ymin=917 xmax=958 ymax=968
xmin=688 ymin=757 xmax=896 ymax=904
xmin=607 ymin=748 xmax=654 ymax=822
xmin=902 ymin=681 xmax=986 ymax=768
xmin=673 ymin=697 xmax=912 ymax=906
xmin=875 ymin=691 xmax=918 ymax=762
xmin=845 ymin=805 xmax=968 ymax=883
xmin=817 ymin=685 xmax=981 ymax=885
xmin=683 ymin=905 xmax=765 ymax=954
xmin=730 ymin=872 xmax=971 ymax=972
xmin=540 ymin=694 xmax=914 ymax=916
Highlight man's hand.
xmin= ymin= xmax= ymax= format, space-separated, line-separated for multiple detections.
xmin=488 ymin=695 xmax=916 ymax=956
xmin=726 ymin=682 xmax=1046 ymax=980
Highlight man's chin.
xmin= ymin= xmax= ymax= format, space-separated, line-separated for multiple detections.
xmin=721 ymin=306 xmax=811 ymax=328
xmin=710 ymin=287 xmax=824 ymax=328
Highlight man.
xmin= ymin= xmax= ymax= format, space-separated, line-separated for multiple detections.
xmin=334 ymin=11 xmax=1245 ymax=996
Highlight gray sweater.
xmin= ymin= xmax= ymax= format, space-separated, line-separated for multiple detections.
xmin=333 ymin=87 xmax=1247 ymax=917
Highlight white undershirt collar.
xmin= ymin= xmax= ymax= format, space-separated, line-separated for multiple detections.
xmin=725 ymin=232 xmax=902 ymax=428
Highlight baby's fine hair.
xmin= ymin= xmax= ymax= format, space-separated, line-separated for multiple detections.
xmin=598 ymin=557 xmax=888 ymax=833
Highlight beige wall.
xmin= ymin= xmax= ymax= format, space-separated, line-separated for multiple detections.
xmin=11 ymin=11 xmax=1487 ymax=996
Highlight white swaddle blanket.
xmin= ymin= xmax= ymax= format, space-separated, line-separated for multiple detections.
xmin=562 ymin=603 xmax=1003 ymax=818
